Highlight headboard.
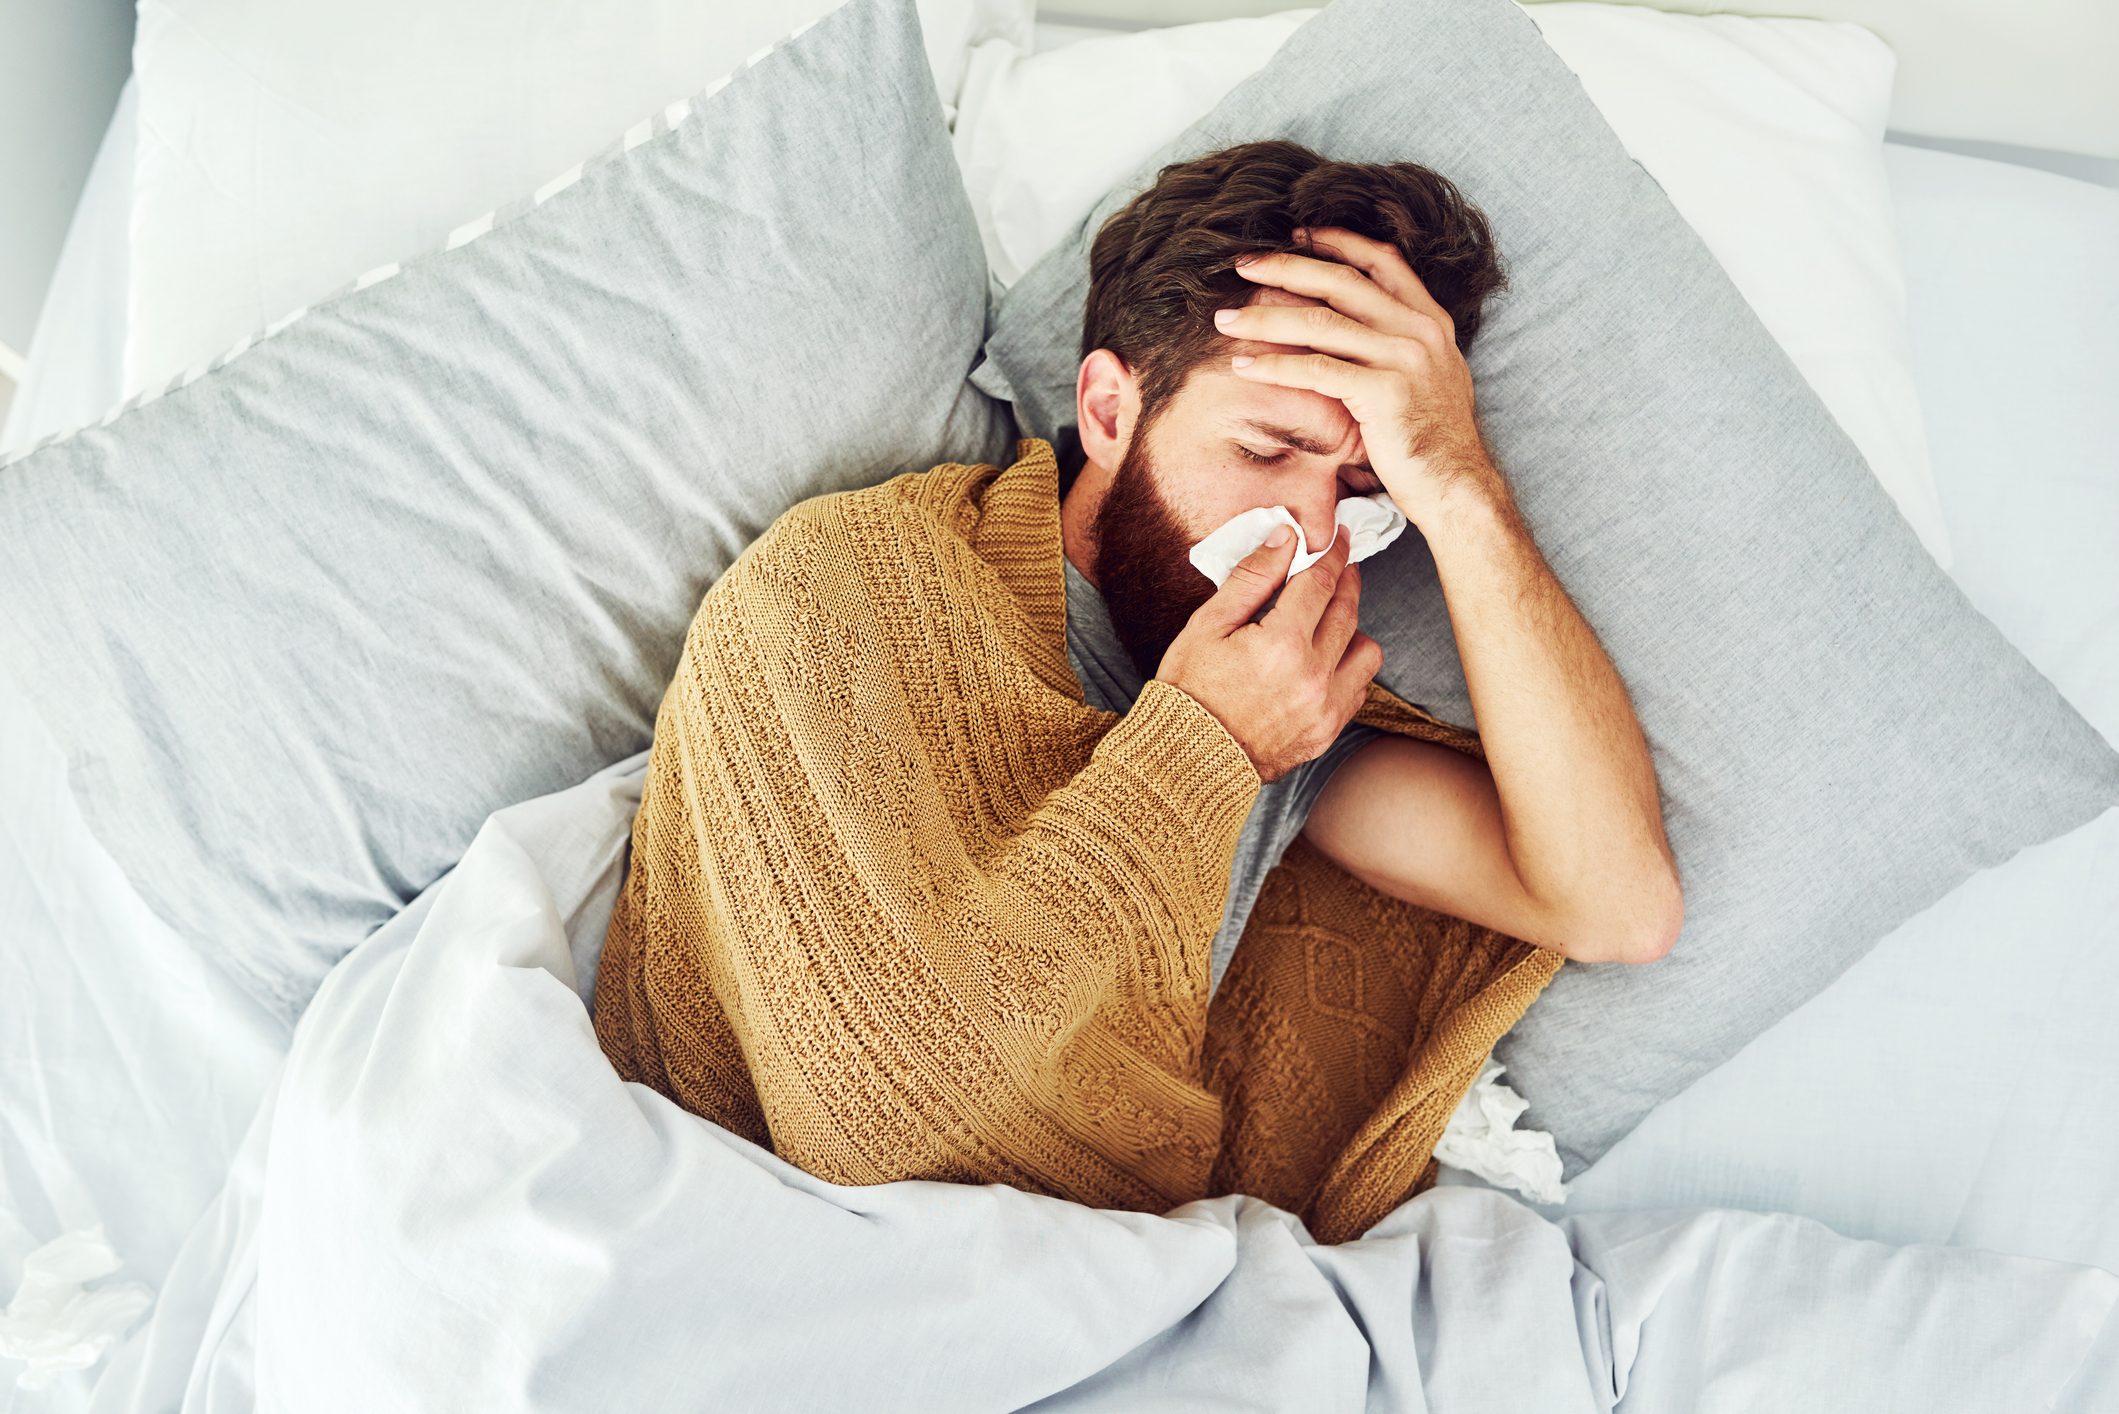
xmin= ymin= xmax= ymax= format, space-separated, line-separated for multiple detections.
xmin=1039 ymin=0 xmax=2119 ymax=160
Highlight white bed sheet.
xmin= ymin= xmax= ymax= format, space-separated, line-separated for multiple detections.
xmin=3 ymin=60 xmax=2116 ymax=1407
xmin=74 ymin=750 xmax=2119 ymax=1414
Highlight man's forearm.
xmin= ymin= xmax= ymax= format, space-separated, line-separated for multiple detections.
xmin=1419 ymin=458 xmax=1682 ymax=959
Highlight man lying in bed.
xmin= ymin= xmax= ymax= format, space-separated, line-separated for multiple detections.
xmin=591 ymin=139 xmax=1681 ymax=1240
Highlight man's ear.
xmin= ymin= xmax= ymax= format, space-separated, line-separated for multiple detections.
xmin=1075 ymin=349 xmax=1137 ymax=473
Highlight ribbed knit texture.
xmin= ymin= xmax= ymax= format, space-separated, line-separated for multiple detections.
xmin=592 ymin=436 xmax=1563 ymax=1242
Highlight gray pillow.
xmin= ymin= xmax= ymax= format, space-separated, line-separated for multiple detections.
xmin=0 ymin=0 xmax=1011 ymax=1024
xmin=972 ymin=0 xmax=2119 ymax=1175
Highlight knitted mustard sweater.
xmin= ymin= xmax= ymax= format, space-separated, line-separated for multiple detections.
xmin=592 ymin=436 xmax=1562 ymax=1243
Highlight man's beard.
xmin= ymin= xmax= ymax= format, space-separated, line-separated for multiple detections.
xmin=1089 ymin=428 xmax=1221 ymax=683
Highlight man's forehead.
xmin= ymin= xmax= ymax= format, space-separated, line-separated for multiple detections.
xmin=1201 ymin=287 xmax=1364 ymax=455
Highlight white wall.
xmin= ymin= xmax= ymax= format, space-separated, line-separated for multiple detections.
xmin=1041 ymin=0 xmax=2119 ymax=161
xmin=0 ymin=0 xmax=135 ymax=355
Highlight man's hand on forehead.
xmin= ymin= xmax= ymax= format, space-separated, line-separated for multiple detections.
xmin=1212 ymin=226 xmax=1503 ymax=527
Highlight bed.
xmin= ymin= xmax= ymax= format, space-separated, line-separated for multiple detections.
xmin=3 ymin=5 xmax=2116 ymax=1407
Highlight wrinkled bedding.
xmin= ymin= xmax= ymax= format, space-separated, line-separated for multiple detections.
xmin=75 ymin=754 xmax=2119 ymax=1412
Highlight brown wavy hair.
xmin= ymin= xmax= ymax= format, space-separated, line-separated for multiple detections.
xmin=1078 ymin=138 xmax=1508 ymax=457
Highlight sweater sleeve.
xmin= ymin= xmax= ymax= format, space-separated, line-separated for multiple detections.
xmin=988 ymin=677 xmax=1265 ymax=945
xmin=645 ymin=515 xmax=1269 ymax=1210
xmin=815 ymin=675 xmax=1265 ymax=1205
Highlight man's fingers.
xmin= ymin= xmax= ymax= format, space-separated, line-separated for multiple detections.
xmin=1313 ymin=557 xmax=1361 ymax=663
xmin=1196 ymin=526 xmax=1299 ymax=634
xmin=1331 ymin=629 xmax=1385 ymax=705
xmin=1227 ymin=349 xmax=1381 ymax=404
xmin=1264 ymin=522 xmax=1352 ymax=635
xmin=1232 ymin=246 xmax=1419 ymax=337
xmin=1291 ymin=225 xmax=1457 ymax=337
xmin=1213 ymin=302 xmax=1400 ymax=365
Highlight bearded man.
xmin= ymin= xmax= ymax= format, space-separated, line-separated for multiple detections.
xmin=591 ymin=140 xmax=1681 ymax=1241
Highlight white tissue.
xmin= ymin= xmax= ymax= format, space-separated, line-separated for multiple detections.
xmin=0 ymin=1224 xmax=154 ymax=1391
xmin=1187 ymin=493 xmax=1410 ymax=588
xmin=1434 ymin=1055 xmax=1569 ymax=1206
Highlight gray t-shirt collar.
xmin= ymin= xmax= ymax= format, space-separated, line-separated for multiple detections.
xmin=1061 ymin=553 xmax=1145 ymax=714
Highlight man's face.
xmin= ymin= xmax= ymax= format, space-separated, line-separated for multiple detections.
xmin=1090 ymin=286 xmax=1389 ymax=681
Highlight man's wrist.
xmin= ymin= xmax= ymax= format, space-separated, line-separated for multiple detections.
xmin=1395 ymin=448 xmax=1521 ymax=539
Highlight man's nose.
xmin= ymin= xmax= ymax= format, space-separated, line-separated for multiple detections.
xmin=1292 ymin=495 xmax=1342 ymax=565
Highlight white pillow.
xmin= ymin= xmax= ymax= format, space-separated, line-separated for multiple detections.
xmin=124 ymin=0 xmax=1033 ymax=400
xmin=954 ymin=2 xmax=1951 ymax=568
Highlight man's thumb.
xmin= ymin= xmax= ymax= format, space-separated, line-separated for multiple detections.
xmin=1198 ymin=525 xmax=1296 ymax=632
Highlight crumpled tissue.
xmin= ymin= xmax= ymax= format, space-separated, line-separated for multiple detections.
xmin=1187 ymin=493 xmax=1410 ymax=587
xmin=1434 ymin=1054 xmax=1569 ymax=1206
xmin=0 ymin=1224 xmax=155 ymax=1391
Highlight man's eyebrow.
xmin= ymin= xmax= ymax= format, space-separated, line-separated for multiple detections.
xmin=1234 ymin=418 xmax=1372 ymax=472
